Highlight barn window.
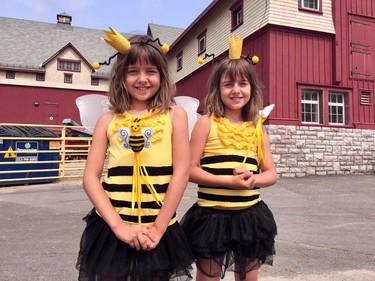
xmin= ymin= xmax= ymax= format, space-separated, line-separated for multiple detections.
xmin=91 ymin=78 xmax=99 ymax=86
xmin=36 ymin=73 xmax=45 ymax=81
xmin=58 ymin=59 xmax=81 ymax=72
xmin=301 ymin=89 xmax=323 ymax=124
xmin=6 ymin=71 xmax=15 ymax=79
xmin=230 ymin=0 xmax=243 ymax=31
xmin=299 ymin=0 xmax=322 ymax=13
xmin=176 ymin=51 xmax=183 ymax=71
xmin=64 ymin=73 xmax=73 ymax=83
xmin=301 ymin=88 xmax=350 ymax=126
xmin=197 ymin=30 xmax=206 ymax=56
xmin=328 ymin=92 xmax=345 ymax=125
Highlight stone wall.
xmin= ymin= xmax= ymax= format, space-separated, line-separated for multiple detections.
xmin=267 ymin=125 xmax=375 ymax=177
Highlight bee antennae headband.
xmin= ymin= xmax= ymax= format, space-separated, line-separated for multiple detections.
xmin=92 ymin=27 xmax=169 ymax=70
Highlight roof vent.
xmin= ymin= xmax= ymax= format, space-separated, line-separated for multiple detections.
xmin=57 ymin=12 xmax=72 ymax=25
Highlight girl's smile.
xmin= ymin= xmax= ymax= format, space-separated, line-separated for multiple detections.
xmin=220 ymin=74 xmax=251 ymax=113
xmin=124 ymin=61 xmax=161 ymax=108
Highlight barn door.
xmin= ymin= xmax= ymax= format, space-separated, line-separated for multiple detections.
xmin=44 ymin=102 xmax=60 ymax=124
xmin=349 ymin=17 xmax=375 ymax=79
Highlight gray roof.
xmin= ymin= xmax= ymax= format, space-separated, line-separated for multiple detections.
xmin=147 ymin=23 xmax=184 ymax=46
xmin=0 ymin=17 xmax=186 ymax=75
xmin=0 ymin=16 xmax=129 ymax=74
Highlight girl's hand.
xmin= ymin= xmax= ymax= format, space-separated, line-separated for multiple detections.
xmin=141 ymin=224 xmax=163 ymax=250
xmin=112 ymin=222 xmax=150 ymax=251
xmin=231 ymin=166 xmax=256 ymax=189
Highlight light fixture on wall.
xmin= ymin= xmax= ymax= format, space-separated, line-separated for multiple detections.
xmin=33 ymin=101 xmax=39 ymax=106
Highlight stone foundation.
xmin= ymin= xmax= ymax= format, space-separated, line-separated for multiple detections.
xmin=267 ymin=125 xmax=375 ymax=177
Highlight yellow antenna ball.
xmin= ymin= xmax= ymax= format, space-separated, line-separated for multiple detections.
xmin=252 ymin=55 xmax=259 ymax=64
xmin=197 ymin=57 xmax=204 ymax=64
xmin=161 ymin=43 xmax=169 ymax=53
xmin=92 ymin=62 xmax=101 ymax=70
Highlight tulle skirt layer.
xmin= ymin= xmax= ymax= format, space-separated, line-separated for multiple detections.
xmin=77 ymin=209 xmax=194 ymax=281
xmin=180 ymin=201 xmax=277 ymax=280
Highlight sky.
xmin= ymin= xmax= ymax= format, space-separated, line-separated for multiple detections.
xmin=0 ymin=0 xmax=213 ymax=33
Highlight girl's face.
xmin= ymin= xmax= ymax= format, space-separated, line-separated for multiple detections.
xmin=124 ymin=59 xmax=161 ymax=109
xmin=220 ymin=73 xmax=251 ymax=114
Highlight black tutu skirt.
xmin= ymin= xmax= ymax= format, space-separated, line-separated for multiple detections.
xmin=77 ymin=209 xmax=194 ymax=281
xmin=180 ymin=201 xmax=277 ymax=280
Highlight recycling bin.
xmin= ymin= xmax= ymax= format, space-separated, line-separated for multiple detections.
xmin=0 ymin=125 xmax=60 ymax=186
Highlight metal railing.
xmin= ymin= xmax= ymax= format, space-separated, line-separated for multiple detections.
xmin=0 ymin=123 xmax=104 ymax=186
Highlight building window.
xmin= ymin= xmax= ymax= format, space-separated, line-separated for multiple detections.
xmin=91 ymin=78 xmax=99 ymax=86
xmin=64 ymin=73 xmax=73 ymax=83
xmin=176 ymin=51 xmax=183 ymax=71
xmin=36 ymin=73 xmax=45 ymax=81
xmin=299 ymin=0 xmax=322 ymax=13
xmin=230 ymin=0 xmax=243 ymax=31
xmin=58 ymin=59 xmax=81 ymax=72
xmin=301 ymin=89 xmax=322 ymax=124
xmin=328 ymin=92 xmax=345 ymax=125
xmin=197 ymin=31 xmax=206 ymax=55
xmin=57 ymin=14 xmax=72 ymax=24
xmin=301 ymin=88 xmax=349 ymax=126
xmin=6 ymin=71 xmax=15 ymax=79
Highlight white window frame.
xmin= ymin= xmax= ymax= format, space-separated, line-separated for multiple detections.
xmin=198 ymin=36 xmax=206 ymax=55
xmin=64 ymin=73 xmax=73 ymax=84
xmin=57 ymin=59 xmax=81 ymax=72
xmin=301 ymin=89 xmax=322 ymax=124
xmin=328 ymin=92 xmax=345 ymax=125
xmin=302 ymin=0 xmax=319 ymax=11
xmin=176 ymin=52 xmax=183 ymax=71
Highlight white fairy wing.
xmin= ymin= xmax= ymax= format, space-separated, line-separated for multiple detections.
xmin=259 ymin=104 xmax=275 ymax=118
xmin=174 ymin=96 xmax=200 ymax=139
xmin=76 ymin=94 xmax=110 ymax=134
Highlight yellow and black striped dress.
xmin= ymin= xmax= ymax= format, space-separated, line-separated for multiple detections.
xmin=101 ymin=110 xmax=177 ymax=225
xmin=197 ymin=115 xmax=262 ymax=208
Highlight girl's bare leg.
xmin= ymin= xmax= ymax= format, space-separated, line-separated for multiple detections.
xmin=234 ymin=258 xmax=260 ymax=281
xmin=196 ymin=257 xmax=222 ymax=281
xmin=234 ymin=269 xmax=258 ymax=281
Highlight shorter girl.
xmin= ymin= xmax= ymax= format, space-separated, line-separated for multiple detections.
xmin=181 ymin=46 xmax=277 ymax=281
xmin=76 ymin=31 xmax=194 ymax=281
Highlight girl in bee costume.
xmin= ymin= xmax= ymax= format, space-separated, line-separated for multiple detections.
xmin=76 ymin=29 xmax=193 ymax=281
xmin=181 ymin=36 xmax=277 ymax=281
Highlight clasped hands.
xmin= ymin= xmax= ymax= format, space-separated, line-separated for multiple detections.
xmin=231 ymin=166 xmax=256 ymax=190
xmin=112 ymin=222 xmax=162 ymax=251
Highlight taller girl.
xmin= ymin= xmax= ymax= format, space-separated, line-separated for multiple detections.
xmin=77 ymin=29 xmax=193 ymax=281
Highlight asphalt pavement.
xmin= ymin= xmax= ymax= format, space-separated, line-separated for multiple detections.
xmin=1 ymin=174 xmax=375 ymax=281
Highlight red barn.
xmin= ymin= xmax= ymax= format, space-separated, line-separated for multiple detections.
xmin=149 ymin=0 xmax=375 ymax=176
xmin=1 ymin=2 xmax=374 ymax=176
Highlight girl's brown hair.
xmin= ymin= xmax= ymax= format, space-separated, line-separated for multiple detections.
xmin=108 ymin=35 xmax=175 ymax=113
xmin=205 ymin=58 xmax=264 ymax=122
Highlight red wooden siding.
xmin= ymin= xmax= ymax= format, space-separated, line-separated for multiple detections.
xmin=267 ymin=27 xmax=334 ymax=124
xmin=0 ymin=85 xmax=107 ymax=125
xmin=176 ymin=60 xmax=214 ymax=113
xmin=333 ymin=0 xmax=375 ymax=128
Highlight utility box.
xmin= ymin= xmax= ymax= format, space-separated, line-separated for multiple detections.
xmin=0 ymin=125 xmax=60 ymax=186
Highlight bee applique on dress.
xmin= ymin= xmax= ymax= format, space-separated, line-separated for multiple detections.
xmin=118 ymin=118 xmax=154 ymax=152
xmin=114 ymin=111 xmax=166 ymax=223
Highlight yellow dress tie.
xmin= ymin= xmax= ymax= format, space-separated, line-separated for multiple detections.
xmin=242 ymin=104 xmax=275 ymax=165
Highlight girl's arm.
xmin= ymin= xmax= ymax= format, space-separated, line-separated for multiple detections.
xmin=251 ymin=127 xmax=277 ymax=187
xmin=189 ymin=115 xmax=252 ymax=189
xmin=83 ymin=113 xmax=147 ymax=250
xmin=145 ymin=106 xmax=190 ymax=247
